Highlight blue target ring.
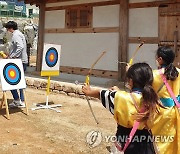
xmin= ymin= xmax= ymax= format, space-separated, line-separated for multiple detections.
xmin=3 ymin=63 xmax=21 ymax=85
xmin=45 ymin=47 xmax=58 ymax=67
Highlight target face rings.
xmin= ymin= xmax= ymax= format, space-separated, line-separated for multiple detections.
xmin=3 ymin=63 xmax=21 ymax=85
xmin=45 ymin=47 xmax=58 ymax=67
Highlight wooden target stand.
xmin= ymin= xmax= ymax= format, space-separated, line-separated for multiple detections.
xmin=0 ymin=59 xmax=29 ymax=120
xmin=0 ymin=90 xmax=29 ymax=120
xmin=31 ymin=73 xmax=62 ymax=113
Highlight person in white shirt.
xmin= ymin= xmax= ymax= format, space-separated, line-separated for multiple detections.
xmin=5 ymin=21 xmax=28 ymax=108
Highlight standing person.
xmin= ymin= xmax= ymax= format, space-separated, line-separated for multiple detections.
xmin=5 ymin=21 xmax=28 ymax=108
xmin=153 ymin=46 xmax=180 ymax=107
xmin=82 ymin=63 xmax=179 ymax=154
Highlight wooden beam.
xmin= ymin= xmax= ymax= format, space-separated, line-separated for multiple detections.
xmin=22 ymin=0 xmax=180 ymax=7
xmin=159 ymin=41 xmax=180 ymax=46
xmin=45 ymin=0 xmax=180 ymax=11
xmin=46 ymin=0 xmax=119 ymax=11
xmin=160 ymin=12 xmax=180 ymax=16
xmin=60 ymin=66 xmax=118 ymax=79
xmin=46 ymin=0 xmax=78 ymax=3
xmin=36 ymin=3 xmax=45 ymax=71
xmin=129 ymin=0 xmax=177 ymax=9
xmin=129 ymin=37 xmax=159 ymax=44
xmin=118 ymin=0 xmax=128 ymax=81
xmin=45 ymin=27 xmax=119 ymax=33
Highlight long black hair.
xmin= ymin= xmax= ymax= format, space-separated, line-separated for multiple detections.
xmin=157 ymin=46 xmax=179 ymax=81
xmin=126 ymin=63 xmax=159 ymax=122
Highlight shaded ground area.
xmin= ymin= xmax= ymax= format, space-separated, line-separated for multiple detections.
xmin=0 ymin=88 xmax=116 ymax=154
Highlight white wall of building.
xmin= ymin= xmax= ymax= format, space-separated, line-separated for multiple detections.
xmin=45 ymin=10 xmax=65 ymax=28
xmin=93 ymin=5 xmax=119 ymax=27
xmin=129 ymin=7 xmax=158 ymax=37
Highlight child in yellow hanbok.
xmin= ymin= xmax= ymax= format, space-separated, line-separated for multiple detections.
xmin=151 ymin=46 xmax=180 ymax=154
xmin=82 ymin=62 xmax=180 ymax=154
xmin=153 ymin=46 xmax=180 ymax=107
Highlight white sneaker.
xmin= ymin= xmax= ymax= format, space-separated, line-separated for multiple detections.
xmin=9 ymin=100 xmax=25 ymax=108
xmin=18 ymin=101 xmax=25 ymax=108
xmin=9 ymin=100 xmax=21 ymax=108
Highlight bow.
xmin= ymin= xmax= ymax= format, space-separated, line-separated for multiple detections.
xmin=117 ymin=42 xmax=144 ymax=90
xmin=129 ymin=41 xmax=144 ymax=65
xmin=85 ymin=51 xmax=106 ymax=124
xmin=117 ymin=41 xmax=144 ymax=66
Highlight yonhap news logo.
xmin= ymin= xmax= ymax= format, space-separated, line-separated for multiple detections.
xmin=86 ymin=130 xmax=174 ymax=148
xmin=86 ymin=130 xmax=102 ymax=148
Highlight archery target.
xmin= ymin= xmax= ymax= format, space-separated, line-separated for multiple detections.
xmin=42 ymin=44 xmax=61 ymax=72
xmin=3 ymin=63 xmax=21 ymax=85
xmin=0 ymin=59 xmax=26 ymax=91
xmin=45 ymin=47 xmax=58 ymax=67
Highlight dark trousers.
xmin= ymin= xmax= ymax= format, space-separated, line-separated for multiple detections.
xmin=116 ymin=125 xmax=156 ymax=154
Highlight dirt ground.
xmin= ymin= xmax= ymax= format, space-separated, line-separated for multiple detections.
xmin=29 ymin=56 xmax=36 ymax=67
xmin=0 ymin=87 xmax=116 ymax=154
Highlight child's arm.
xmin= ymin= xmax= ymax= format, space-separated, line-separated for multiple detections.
xmin=82 ymin=85 xmax=117 ymax=115
xmin=82 ymin=85 xmax=101 ymax=99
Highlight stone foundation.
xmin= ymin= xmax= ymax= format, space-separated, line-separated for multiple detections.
xmin=25 ymin=77 xmax=102 ymax=101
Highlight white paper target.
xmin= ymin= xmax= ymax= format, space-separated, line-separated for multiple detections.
xmin=41 ymin=43 xmax=61 ymax=72
xmin=0 ymin=59 xmax=26 ymax=91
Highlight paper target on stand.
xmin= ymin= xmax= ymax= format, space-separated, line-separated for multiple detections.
xmin=0 ymin=59 xmax=26 ymax=91
xmin=41 ymin=43 xmax=61 ymax=76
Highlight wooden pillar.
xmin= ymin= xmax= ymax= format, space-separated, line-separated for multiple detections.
xmin=118 ymin=0 xmax=129 ymax=81
xmin=36 ymin=2 xmax=45 ymax=71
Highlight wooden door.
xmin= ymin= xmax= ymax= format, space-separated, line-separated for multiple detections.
xmin=159 ymin=3 xmax=180 ymax=67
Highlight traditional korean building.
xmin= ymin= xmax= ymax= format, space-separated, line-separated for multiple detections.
xmin=19 ymin=0 xmax=180 ymax=84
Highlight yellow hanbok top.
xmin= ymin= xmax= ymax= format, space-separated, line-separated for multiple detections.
xmin=153 ymin=68 xmax=180 ymax=98
xmin=114 ymin=91 xmax=180 ymax=154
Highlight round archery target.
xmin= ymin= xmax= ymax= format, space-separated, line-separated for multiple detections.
xmin=41 ymin=44 xmax=61 ymax=76
xmin=3 ymin=63 xmax=21 ymax=85
xmin=45 ymin=47 xmax=58 ymax=67
xmin=0 ymin=59 xmax=26 ymax=91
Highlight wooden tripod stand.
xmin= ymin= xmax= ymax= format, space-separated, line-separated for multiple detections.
xmin=0 ymin=90 xmax=29 ymax=120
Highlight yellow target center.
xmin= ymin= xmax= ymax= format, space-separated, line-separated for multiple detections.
xmin=10 ymin=71 xmax=15 ymax=77
xmin=50 ymin=54 xmax=54 ymax=61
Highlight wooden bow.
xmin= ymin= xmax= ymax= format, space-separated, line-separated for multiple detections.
xmin=129 ymin=41 xmax=144 ymax=65
xmin=85 ymin=51 xmax=106 ymax=124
